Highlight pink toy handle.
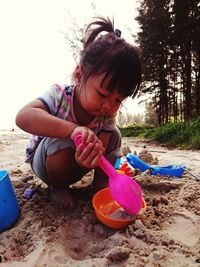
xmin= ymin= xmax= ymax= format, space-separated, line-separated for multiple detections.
xmin=73 ymin=134 xmax=116 ymax=177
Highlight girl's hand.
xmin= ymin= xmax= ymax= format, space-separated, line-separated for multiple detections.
xmin=75 ymin=141 xmax=104 ymax=169
xmin=71 ymin=126 xmax=100 ymax=144
xmin=71 ymin=126 xmax=105 ymax=169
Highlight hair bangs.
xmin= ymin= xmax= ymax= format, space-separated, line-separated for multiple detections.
xmin=99 ymin=47 xmax=141 ymax=98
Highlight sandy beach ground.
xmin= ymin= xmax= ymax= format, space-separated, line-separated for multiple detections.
xmin=0 ymin=130 xmax=200 ymax=267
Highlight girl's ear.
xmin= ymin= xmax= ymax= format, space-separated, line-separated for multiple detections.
xmin=73 ymin=65 xmax=82 ymax=85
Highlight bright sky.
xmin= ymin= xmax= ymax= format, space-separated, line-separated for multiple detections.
xmin=0 ymin=0 xmax=144 ymax=130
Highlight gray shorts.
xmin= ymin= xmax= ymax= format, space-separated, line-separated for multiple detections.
xmin=31 ymin=127 xmax=122 ymax=183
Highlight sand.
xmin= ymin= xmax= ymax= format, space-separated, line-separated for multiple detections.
xmin=0 ymin=130 xmax=200 ymax=267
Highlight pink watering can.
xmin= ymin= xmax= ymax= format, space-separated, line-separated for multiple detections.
xmin=73 ymin=134 xmax=143 ymax=215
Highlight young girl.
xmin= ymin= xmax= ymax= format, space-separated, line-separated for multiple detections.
xmin=16 ymin=17 xmax=141 ymax=208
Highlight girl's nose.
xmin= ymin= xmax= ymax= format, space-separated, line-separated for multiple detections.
xmin=102 ymin=101 xmax=112 ymax=111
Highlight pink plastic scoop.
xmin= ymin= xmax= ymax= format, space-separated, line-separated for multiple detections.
xmin=73 ymin=134 xmax=143 ymax=215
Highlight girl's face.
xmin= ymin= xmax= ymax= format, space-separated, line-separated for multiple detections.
xmin=76 ymin=71 xmax=126 ymax=117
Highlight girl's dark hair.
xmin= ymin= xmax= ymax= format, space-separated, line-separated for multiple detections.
xmin=79 ymin=17 xmax=141 ymax=98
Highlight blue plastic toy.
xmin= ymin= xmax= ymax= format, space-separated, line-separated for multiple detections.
xmin=114 ymin=158 xmax=121 ymax=169
xmin=0 ymin=170 xmax=20 ymax=232
xmin=23 ymin=188 xmax=35 ymax=199
xmin=126 ymin=153 xmax=185 ymax=178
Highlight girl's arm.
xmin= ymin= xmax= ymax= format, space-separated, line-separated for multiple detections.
xmin=15 ymin=99 xmax=78 ymax=138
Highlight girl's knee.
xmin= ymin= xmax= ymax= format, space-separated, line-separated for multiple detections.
xmin=46 ymin=148 xmax=88 ymax=187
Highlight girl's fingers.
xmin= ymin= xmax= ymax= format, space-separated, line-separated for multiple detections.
xmin=80 ymin=129 xmax=99 ymax=145
xmin=74 ymin=127 xmax=104 ymax=153
xmin=79 ymin=143 xmax=95 ymax=161
xmin=77 ymin=143 xmax=103 ymax=168
xmin=73 ymin=127 xmax=105 ymax=169
xmin=83 ymin=132 xmax=95 ymax=144
xmin=89 ymin=152 xmax=103 ymax=168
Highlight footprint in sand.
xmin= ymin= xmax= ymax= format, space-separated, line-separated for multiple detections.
xmin=166 ymin=211 xmax=200 ymax=247
xmin=46 ymin=246 xmax=67 ymax=264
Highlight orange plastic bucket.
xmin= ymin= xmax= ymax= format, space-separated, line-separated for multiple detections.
xmin=92 ymin=188 xmax=146 ymax=229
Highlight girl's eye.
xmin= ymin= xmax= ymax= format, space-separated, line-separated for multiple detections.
xmin=116 ymin=98 xmax=125 ymax=104
xmin=98 ymin=91 xmax=107 ymax=97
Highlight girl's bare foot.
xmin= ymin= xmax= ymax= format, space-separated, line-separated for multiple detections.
xmin=49 ymin=187 xmax=76 ymax=209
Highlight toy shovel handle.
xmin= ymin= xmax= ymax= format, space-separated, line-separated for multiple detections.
xmin=73 ymin=134 xmax=116 ymax=177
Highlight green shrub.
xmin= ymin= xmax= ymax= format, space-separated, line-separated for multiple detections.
xmin=119 ymin=117 xmax=200 ymax=149
xmin=119 ymin=124 xmax=154 ymax=137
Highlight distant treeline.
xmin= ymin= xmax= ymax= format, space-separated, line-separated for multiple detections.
xmin=136 ymin=0 xmax=199 ymax=124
